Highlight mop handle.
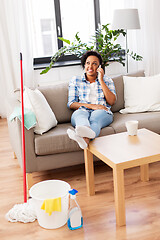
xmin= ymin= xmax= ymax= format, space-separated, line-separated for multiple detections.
xmin=20 ymin=53 xmax=27 ymax=203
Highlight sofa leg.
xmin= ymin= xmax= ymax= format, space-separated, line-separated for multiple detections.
xmin=13 ymin=152 xmax=17 ymax=159
xmin=26 ymin=173 xmax=34 ymax=199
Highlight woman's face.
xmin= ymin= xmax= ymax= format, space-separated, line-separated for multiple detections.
xmin=85 ymin=55 xmax=100 ymax=78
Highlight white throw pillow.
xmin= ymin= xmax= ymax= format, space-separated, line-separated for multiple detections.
xmin=120 ymin=74 xmax=160 ymax=114
xmin=24 ymin=86 xmax=58 ymax=134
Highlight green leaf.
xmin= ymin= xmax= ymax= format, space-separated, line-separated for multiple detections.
xmin=40 ymin=67 xmax=50 ymax=75
xmin=75 ymin=32 xmax=81 ymax=43
xmin=58 ymin=37 xmax=70 ymax=45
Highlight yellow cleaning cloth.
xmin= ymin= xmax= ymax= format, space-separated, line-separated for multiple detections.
xmin=41 ymin=198 xmax=61 ymax=216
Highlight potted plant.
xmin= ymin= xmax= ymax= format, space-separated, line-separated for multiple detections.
xmin=40 ymin=24 xmax=142 ymax=74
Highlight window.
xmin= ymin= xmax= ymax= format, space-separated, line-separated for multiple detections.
xmin=99 ymin=0 xmax=125 ymax=49
xmin=41 ymin=19 xmax=57 ymax=56
xmin=100 ymin=0 xmax=124 ymax=25
xmin=60 ymin=0 xmax=95 ymax=44
xmin=31 ymin=0 xmax=125 ymax=66
xmin=30 ymin=0 xmax=58 ymax=58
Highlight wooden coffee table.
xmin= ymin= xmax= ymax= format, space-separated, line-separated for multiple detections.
xmin=84 ymin=128 xmax=160 ymax=226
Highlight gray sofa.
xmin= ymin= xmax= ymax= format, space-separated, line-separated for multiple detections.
xmin=7 ymin=70 xmax=160 ymax=192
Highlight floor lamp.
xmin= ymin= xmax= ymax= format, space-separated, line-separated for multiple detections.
xmin=112 ymin=9 xmax=140 ymax=73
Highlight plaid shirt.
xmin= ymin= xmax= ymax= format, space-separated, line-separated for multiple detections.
xmin=67 ymin=74 xmax=116 ymax=114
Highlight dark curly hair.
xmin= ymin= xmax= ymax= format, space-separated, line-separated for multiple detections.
xmin=81 ymin=50 xmax=103 ymax=69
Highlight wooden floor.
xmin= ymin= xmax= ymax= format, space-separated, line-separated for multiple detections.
xmin=1 ymin=118 xmax=160 ymax=240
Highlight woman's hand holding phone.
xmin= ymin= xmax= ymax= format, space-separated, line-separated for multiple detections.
xmin=97 ymin=65 xmax=104 ymax=81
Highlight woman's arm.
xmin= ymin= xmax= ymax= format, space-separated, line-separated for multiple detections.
xmin=68 ymin=76 xmax=108 ymax=111
xmin=97 ymin=68 xmax=116 ymax=106
xmin=70 ymin=102 xmax=108 ymax=111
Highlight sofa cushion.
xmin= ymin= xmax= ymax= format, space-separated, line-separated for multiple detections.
xmin=35 ymin=123 xmax=115 ymax=156
xmin=35 ymin=123 xmax=78 ymax=155
xmin=110 ymin=111 xmax=160 ymax=134
xmin=120 ymin=74 xmax=160 ymax=114
xmin=99 ymin=126 xmax=115 ymax=136
xmin=111 ymin=70 xmax=145 ymax=113
xmin=24 ymin=86 xmax=58 ymax=134
xmin=38 ymin=83 xmax=73 ymax=123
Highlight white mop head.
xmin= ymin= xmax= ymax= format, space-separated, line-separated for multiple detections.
xmin=5 ymin=199 xmax=37 ymax=223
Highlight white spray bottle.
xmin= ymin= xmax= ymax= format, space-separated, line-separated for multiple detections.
xmin=67 ymin=189 xmax=83 ymax=230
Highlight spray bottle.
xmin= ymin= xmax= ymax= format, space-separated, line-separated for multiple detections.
xmin=67 ymin=189 xmax=83 ymax=230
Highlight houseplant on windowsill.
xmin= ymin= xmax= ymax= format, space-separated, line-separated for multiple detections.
xmin=40 ymin=24 xmax=142 ymax=74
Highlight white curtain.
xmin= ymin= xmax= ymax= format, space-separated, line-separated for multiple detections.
xmin=0 ymin=0 xmax=35 ymax=118
xmin=125 ymin=0 xmax=160 ymax=76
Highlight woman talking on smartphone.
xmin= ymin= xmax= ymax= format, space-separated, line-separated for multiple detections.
xmin=67 ymin=50 xmax=116 ymax=149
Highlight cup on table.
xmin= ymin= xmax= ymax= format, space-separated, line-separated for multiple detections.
xmin=125 ymin=120 xmax=138 ymax=136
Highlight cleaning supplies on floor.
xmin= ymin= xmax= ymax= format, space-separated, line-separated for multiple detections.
xmin=5 ymin=184 xmax=83 ymax=229
xmin=30 ymin=180 xmax=71 ymax=229
xmin=67 ymin=189 xmax=83 ymax=230
xmin=5 ymin=198 xmax=37 ymax=223
xmin=41 ymin=197 xmax=62 ymax=216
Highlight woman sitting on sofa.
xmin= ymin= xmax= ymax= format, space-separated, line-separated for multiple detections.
xmin=67 ymin=50 xmax=116 ymax=149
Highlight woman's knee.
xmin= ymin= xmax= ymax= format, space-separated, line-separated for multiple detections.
xmin=71 ymin=109 xmax=80 ymax=126
xmin=90 ymin=110 xmax=113 ymax=128
xmin=71 ymin=109 xmax=90 ymax=127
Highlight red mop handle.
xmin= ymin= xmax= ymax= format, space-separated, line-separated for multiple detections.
xmin=20 ymin=53 xmax=27 ymax=203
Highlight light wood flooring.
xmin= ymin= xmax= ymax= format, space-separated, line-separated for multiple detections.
xmin=1 ymin=118 xmax=160 ymax=240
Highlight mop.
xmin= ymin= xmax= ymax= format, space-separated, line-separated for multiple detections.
xmin=5 ymin=53 xmax=36 ymax=223
xmin=6 ymin=54 xmax=83 ymax=227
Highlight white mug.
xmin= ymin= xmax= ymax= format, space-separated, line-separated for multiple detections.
xmin=125 ymin=120 xmax=138 ymax=136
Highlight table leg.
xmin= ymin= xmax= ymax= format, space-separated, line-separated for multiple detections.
xmin=113 ymin=168 xmax=126 ymax=226
xmin=84 ymin=149 xmax=95 ymax=196
xmin=140 ymin=164 xmax=149 ymax=182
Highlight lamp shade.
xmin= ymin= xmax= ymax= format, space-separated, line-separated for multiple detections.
xmin=112 ymin=9 xmax=140 ymax=30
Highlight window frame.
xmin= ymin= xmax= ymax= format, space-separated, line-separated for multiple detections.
xmin=34 ymin=0 xmax=101 ymax=69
